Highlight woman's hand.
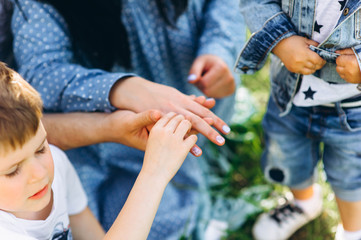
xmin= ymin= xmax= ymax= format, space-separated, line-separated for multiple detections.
xmin=109 ymin=77 xmax=230 ymax=146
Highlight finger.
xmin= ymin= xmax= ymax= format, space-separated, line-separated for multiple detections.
xmin=188 ymin=129 xmax=199 ymax=135
xmin=189 ymin=94 xmax=196 ymax=100
xmin=184 ymin=135 xmax=198 ymax=152
xmin=190 ymin=95 xmax=216 ymax=109
xmin=133 ymin=109 xmax=162 ymax=128
xmin=199 ymin=65 xmax=224 ymax=89
xmin=188 ymin=58 xmax=206 ymax=84
xmin=336 ymin=66 xmax=345 ymax=79
xmin=203 ymin=117 xmax=214 ymax=125
xmin=180 ymin=96 xmax=231 ymax=135
xmin=300 ymin=67 xmax=316 ymax=75
xmin=203 ymin=98 xmax=216 ymax=109
xmin=314 ymin=59 xmax=327 ymax=70
xmin=193 ymin=95 xmax=206 ymax=105
xmin=336 ymin=54 xmax=356 ymax=67
xmin=305 ymin=39 xmax=320 ymax=47
xmin=174 ymin=119 xmax=192 ymax=137
xmin=165 ymin=114 xmax=186 ymax=132
xmin=187 ymin=113 xmax=226 ymax=145
xmin=154 ymin=112 xmax=177 ymax=128
xmin=336 ymin=48 xmax=354 ymax=55
xmin=190 ymin=144 xmax=202 ymax=157
xmin=308 ymin=51 xmax=325 ymax=66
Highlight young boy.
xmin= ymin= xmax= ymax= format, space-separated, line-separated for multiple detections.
xmin=0 ymin=61 xmax=198 ymax=239
xmin=236 ymin=1 xmax=361 ymax=240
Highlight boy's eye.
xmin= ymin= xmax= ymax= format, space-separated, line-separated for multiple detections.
xmin=5 ymin=167 xmax=20 ymax=178
xmin=36 ymin=146 xmax=46 ymax=154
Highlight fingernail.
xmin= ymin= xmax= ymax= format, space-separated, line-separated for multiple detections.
xmin=206 ymin=98 xmax=215 ymax=102
xmin=191 ymin=146 xmax=202 ymax=156
xmin=187 ymin=74 xmax=197 ymax=82
xmin=222 ymin=125 xmax=230 ymax=134
xmin=216 ymin=136 xmax=225 ymax=144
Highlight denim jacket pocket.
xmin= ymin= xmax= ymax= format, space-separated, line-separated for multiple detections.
xmin=282 ymin=0 xmax=294 ymax=18
xmin=355 ymin=9 xmax=361 ymax=40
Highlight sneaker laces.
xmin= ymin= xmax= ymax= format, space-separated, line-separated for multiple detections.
xmin=269 ymin=200 xmax=304 ymax=225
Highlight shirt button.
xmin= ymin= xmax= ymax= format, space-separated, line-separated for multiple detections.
xmin=343 ymin=8 xmax=349 ymax=16
xmin=323 ymin=43 xmax=335 ymax=49
xmin=241 ymin=66 xmax=249 ymax=73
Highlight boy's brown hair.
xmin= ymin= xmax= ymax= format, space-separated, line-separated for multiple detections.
xmin=0 ymin=62 xmax=43 ymax=153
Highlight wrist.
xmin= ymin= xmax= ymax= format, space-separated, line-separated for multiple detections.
xmin=138 ymin=167 xmax=170 ymax=189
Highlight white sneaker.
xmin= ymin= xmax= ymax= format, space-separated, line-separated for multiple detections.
xmin=252 ymin=188 xmax=323 ymax=240
xmin=335 ymin=224 xmax=345 ymax=240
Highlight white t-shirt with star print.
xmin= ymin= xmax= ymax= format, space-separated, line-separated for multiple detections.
xmin=293 ymin=0 xmax=360 ymax=107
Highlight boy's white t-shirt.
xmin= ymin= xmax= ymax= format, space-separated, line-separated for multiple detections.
xmin=0 ymin=145 xmax=88 ymax=240
xmin=293 ymin=0 xmax=360 ymax=106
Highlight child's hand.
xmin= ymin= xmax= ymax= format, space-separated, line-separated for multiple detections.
xmin=272 ymin=36 xmax=326 ymax=75
xmin=336 ymin=48 xmax=361 ymax=84
xmin=142 ymin=112 xmax=198 ymax=183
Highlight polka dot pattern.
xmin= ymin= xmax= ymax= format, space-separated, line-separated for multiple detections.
xmin=11 ymin=0 xmax=245 ymax=239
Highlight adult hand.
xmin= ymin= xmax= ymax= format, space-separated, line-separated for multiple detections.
xmin=109 ymin=77 xmax=230 ymax=146
xmin=102 ymin=110 xmax=203 ymax=157
xmin=44 ymin=110 xmax=203 ymax=156
xmin=272 ymin=36 xmax=326 ymax=75
xmin=336 ymin=48 xmax=361 ymax=84
xmin=187 ymin=54 xmax=236 ymax=98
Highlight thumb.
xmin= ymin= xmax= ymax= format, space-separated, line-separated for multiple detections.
xmin=336 ymin=48 xmax=354 ymax=55
xmin=133 ymin=110 xmax=162 ymax=128
xmin=188 ymin=57 xmax=206 ymax=83
xmin=305 ymin=39 xmax=319 ymax=47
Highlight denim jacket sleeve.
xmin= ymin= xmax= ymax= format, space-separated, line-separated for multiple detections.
xmin=11 ymin=0 xmax=134 ymax=113
xmin=235 ymin=0 xmax=298 ymax=74
xmin=196 ymin=0 xmax=245 ymax=70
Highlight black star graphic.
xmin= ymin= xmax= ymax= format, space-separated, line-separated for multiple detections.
xmin=338 ymin=0 xmax=346 ymax=11
xmin=303 ymin=87 xmax=317 ymax=100
xmin=314 ymin=21 xmax=323 ymax=33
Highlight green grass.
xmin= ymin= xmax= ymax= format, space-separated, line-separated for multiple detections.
xmin=218 ymin=58 xmax=340 ymax=239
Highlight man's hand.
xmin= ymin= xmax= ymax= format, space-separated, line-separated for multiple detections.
xmin=272 ymin=36 xmax=326 ymax=75
xmin=336 ymin=48 xmax=361 ymax=84
xmin=187 ymin=54 xmax=235 ymax=98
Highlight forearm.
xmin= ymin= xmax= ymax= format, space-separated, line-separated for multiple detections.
xmin=12 ymin=0 xmax=132 ymax=112
xmin=70 ymin=208 xmax=105 ymax=240
xmin=43 ymin=113 xmax=110 ymax=150
xmin=197 ymin=0 xmax=244 ymax=69
xmin=104 ymin=170 xmax=168 ymax=240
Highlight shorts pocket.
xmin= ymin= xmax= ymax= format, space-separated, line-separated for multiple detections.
xmin=341 ymin=107 xmax=361 ymax=131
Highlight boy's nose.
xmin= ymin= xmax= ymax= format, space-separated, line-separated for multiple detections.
xmin=28 ymin=158 xmax=48 ymax=183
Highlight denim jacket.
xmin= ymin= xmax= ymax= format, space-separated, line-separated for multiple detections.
xmin=235 ymin=0 xmax=361 ymax=115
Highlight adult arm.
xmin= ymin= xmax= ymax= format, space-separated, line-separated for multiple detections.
xmin=12 ymin=0 xmax=229 ymax=146
xmin=235 ymin=0 xmax=298 ymax=74
xmin=42 ymin=110 xmax=161 ymax=151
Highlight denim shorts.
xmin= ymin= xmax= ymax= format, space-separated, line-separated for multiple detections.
xmin=261 ymin=97 xmax=361 ymax=201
